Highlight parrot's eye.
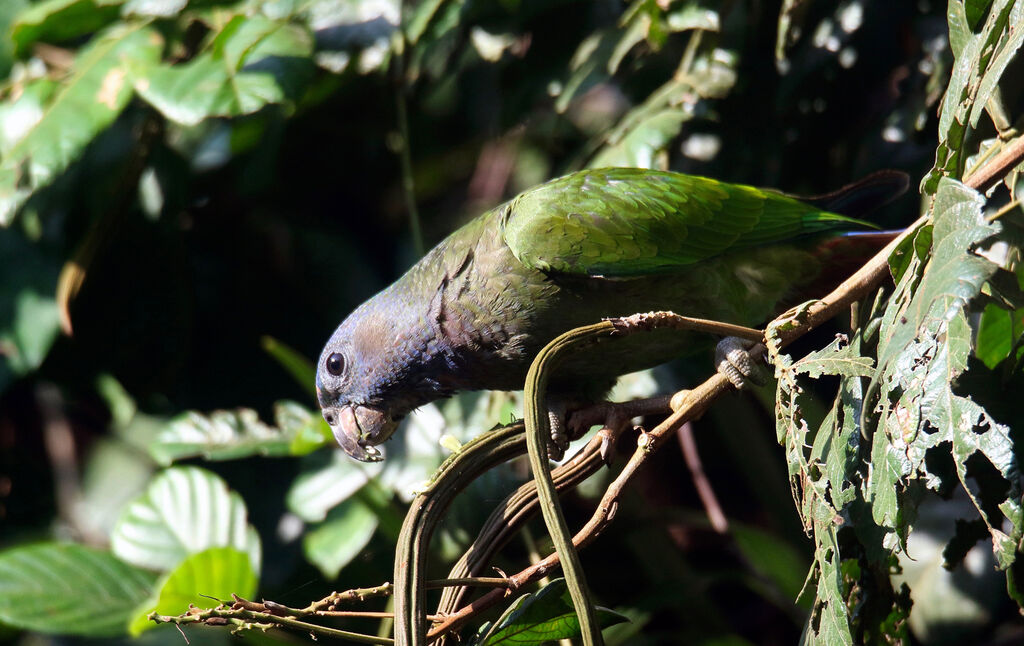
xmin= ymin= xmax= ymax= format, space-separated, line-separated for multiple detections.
xmin=326 ymin=353 xmax=346 ymax=377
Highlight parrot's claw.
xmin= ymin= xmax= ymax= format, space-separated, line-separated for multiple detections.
xmin=715 ymin=336 xmax=771 ymax=390
xmin=547 ymin=409 xmax=570 ymax=461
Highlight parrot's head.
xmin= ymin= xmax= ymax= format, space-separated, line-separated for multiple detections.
xmin=316 ymin=290 xmax=449 ymax=462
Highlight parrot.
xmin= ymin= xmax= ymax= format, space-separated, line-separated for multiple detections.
xmin=316 ymin=167 xmax=907 ymax=462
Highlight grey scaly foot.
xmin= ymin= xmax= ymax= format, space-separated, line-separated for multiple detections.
xmin=715 ymin=336 xmax=771 ymax=390
xmin=547 ymin=407 xmax=571 ymax=461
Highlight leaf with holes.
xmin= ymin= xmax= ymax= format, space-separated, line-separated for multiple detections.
xmin=871 ymin=178 xmax=1021 ymax=567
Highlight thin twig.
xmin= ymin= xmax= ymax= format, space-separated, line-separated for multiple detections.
xmin=678 ymin=420 xmax=729 ymax=534
xmin=149 ymin=607 xmax=394 ymax=645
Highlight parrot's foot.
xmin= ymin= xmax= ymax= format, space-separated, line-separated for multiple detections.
xmin=715 ymin=336 xmax=771 ymax=390
xmin=547 ymin=408 xmax=571 ymax=461
xmin=566 ymin=395 xmax=674 ymax=464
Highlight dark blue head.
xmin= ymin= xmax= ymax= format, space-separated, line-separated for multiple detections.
xmin=316 ymin=287 xmax=450 ymax=462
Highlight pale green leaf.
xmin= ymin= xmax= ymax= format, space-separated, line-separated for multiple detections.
xmin=970 ymin=1 xmax=1024 ymax=128
xmin=130 ymin=547 xmax=257 ymax=635
xmin=111 ymin=466 xmax=262 ymax=574
xmin=122 ymin=0 xmax=188 ymax=18
xmin=590 ymin=108 xmax=689 ymax=169
xmin=287 ymin=449 xmax=375 ymax=522
xmin=148 ymin=401 xmax=327 ymax=465
xmin=303 ymin=497 xmax=378 ymax=579
xmin=0 ymin=226 xmax=61 ymax=389
xmin=667 ymin=3 xmax=719 ymax=33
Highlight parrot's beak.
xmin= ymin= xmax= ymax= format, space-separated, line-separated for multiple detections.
xmin=322 ymin=405 xmax=398 ymax=462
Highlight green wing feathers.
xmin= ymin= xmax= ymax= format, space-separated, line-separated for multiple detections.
xmin=501 ymin=167 xmax=874 ymax=277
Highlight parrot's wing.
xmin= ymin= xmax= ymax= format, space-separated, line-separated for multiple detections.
xmin=500 ymin=167 xmax=872 ymax=277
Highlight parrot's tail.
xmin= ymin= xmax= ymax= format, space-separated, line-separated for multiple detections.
xmin=804 ymin=170 xmax=911 ymax=217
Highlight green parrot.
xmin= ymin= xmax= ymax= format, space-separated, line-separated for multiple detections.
xmin=316 ymin=167 xmax=905 ymax=461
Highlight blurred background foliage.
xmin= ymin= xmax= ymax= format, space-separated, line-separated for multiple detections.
xmin=0 ymin=0 xmax=1022 ymax=644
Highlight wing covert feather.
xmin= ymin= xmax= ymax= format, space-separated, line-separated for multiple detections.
xmin=500 ymin=168 xmax=869 ymax=277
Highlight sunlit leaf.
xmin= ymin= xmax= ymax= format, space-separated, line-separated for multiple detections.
xmin=129 ymin=547 xmax=258 ymax=635
xmin=148 ymin=401 xmax=328 ymax=465
xmin=924 ymin=0 xmax=1016 ymax=192
xmin=303 ymin=496 xmax=378 ymax=579
xmin=131 ymin=15 xmax=313 ymax=126
xmin=9 ymin=0 xmax=122 ymax=56
xmin=287 ymin=449 xmax=376 ymax=522
xmin=111 ymin=466 xmax=262 ymax=574
xmin=0 ymin=23 xmax=162 ymax=224
xmin=590 ymin=108 xmax=690 ymax=169
xmin=122 ymin=0 xmax=188 ymax=18
xmin=0 ymin=543 xmax=156 ymax=637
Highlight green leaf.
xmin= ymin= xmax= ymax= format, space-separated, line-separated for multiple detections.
xmin=924 ymin=0 xmax=1016 ymax=192
xmin=0 ymin=23 xmax=163 ymax=224
xmin=608 ymin=9 xmax=650 ymax=75
xmin=261 ymin=334 xmax=316 ymax=395
xmin=0 ymin=227 xmax=61 ymax=391
xmin=589 ymin=108 xmax=690 ymax=169
xmin=148 ymin=401 xmax=328 ymax=465
xmin=9 ymin=0 xmax=122 ymax=56
xmin=130 ymin=547 xmax=258 ymax=635
xmin=479 ymin=578 xmax=628 ymax=645
xmin=732 ymin=524 xmax=809 ymax=602
xmin=0 ymin=543 xmax=156 ymax=637
xmin=405 ymin=0 xmax=445 ymax=44
xmin=111 ymin=466 xmax=262 ymax=574
xmin=969 ymin=1 xmax=1024 ymax=129
xmin=975 ymin=301 xmax=1024 ymax=368
xmin=667 ymin=2 xmax=719 ymax=33
xmin=132 ymin=15 xmax=313 ymax=126
xmin=287 ymin=449 xmax=375 ymax=522
xmin=966 ymin=0 xmax=996 ymax=29
xmin=554 ymin=30 xmax=618 ymax=113
xmin=73 ymin=438 xmax=156 ymax=540
xmin=122 ymin=0 xmax=188 ymax=18
xmin=302 ymin=496 xmax=378 ymax=579
xmin=0 ymin=0 xmax=29 ymax=76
